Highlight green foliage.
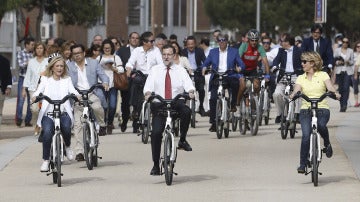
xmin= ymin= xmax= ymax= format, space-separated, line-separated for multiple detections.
xmin=203 ymin=0 xmax=360 ymax=40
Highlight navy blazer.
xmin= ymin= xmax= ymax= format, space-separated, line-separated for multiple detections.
xmin=0 ymin=55 xmax=12 ymax=94
xmin=182 ymin=47 xmax=206 ymax=71
xmin=202 ymin=47 xmax=245 ymax=90
xmin=301 ymin=37 xmax=334 ymax=68
xmin=272 ymin=46 xmax=303 ymax=75
xmin=116 ymin=46 xmax=131 ymax=66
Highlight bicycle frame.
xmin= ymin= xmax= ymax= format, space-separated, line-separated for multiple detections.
xmin=309 ymin=110 xmax=322 ymax=162
xmin=164 ymin=108 xmax=177 ymax=162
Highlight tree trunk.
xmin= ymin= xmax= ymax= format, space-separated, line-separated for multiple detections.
xmin=35 ymin=0 xmax=44 ymax=41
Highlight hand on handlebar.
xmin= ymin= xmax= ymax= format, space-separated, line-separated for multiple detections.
xmin=102 ymin=83 xmax=109 ymax=91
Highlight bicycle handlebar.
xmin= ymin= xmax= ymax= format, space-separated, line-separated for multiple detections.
xmin=32 ymin=93 xmax=79 ymax=105
xmin=75 ymin=83 xmax=104 ymax=97
xmin=147 ymin=92 xmax=191 ymax=105
xmin=291 ymin=91 xmax=337 ymax=103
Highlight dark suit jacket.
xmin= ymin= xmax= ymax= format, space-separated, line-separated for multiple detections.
xmin=273 ymin=46 xmax=303 ymax=75
xmin=301 ymin=37 xmax=334 ymax=68
xmin=181 ymin=47 xmax=206 ymax=71
xmin=116 ymin=46 xmax=131 ymax=66
xmin=0 ymin=55 xmax=12 ymax=94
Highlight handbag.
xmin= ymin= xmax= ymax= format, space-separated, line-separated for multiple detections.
xmin=113 ymin=70 xmax=128 ymax=90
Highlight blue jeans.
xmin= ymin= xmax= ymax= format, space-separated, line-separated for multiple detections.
xmin=41 ymin=113 xmax=72 ymax=160
xmin=337 ymin=72 xmax=352 ymax=108
xmin=16 ymin=76 xmax=32 ymax=123
xmin=299 ymin=108 xmax=330 ymax=166
xmin=104 ymin=87 xmax=118 ymax=125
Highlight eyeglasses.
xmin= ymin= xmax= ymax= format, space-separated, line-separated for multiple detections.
xmin=342 ymin=41 xmax=349 ymax=44
xmin=145 ymin=39 xmax=155 ymax=43
xmin=301 ymin=60 xmax=311 ymax=64
xmin=217 ymin=38 xmax=227 ymax=42
xmin=262 ymin=41 xmax=271 ymax=45
xmin=250 ymin=39 xmax=258 ymax=42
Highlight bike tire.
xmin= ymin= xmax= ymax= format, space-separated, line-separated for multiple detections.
xmin=163 ymin=133 xmax=173 ymax=185
xmin=55 ymin=134 xmax=62 ymax=187
xmin=50 ymin=161 xmax=56 ymax=184
xmin=290 ymin=122 xmax=296 ymax=138
xmin=142 ymin=103 xmax=151 ymax=144
xmin=250 ymin=96 xmax=260 ymax=136
xmin=190 ymin=99 xmax=196 ymax=128
xmin=258 ymin=90 xmax=265 ymax=126
xmin=239 ymin=98 xmax=246 ymax=135
xmin=231 ymin=112 xmax=238 ymax=132
xmin=312 ymin=133 xmax=319 ymax=186
xmin=83 ymin=123 xmax=94 ymax=170
xmin=216 ymin=99 xmax=223 ymax=139
xmin=280 ymin=102 xmax=289 ymax=139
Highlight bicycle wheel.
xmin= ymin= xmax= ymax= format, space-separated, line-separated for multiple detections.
xmin=50 ymin=161 xmax=57 ymax=184
xmin=280 ymin=101 xmax=289 ymax=139
xmin=142 ymin=103 xmax=151 ymax=144
xmin=92 ymin=129 xmax=99 ymax=167
xmin=215 ymin=99 xmax=223 ymax=139
xmin=290 ymin=122 xmax=296 ymax=138
xmin=83 ymin=123 xmax=94 ymax=170
xmin=55 ymin=134 xmax=62 ymax=187
xmin=163 ymin=133 xmax=174 ymax=185
xmin=239 ymin=98 xmax=246 ymax=135
xmin=224 ymin=101 xmax=230 ymax=138
xmin=312 ymin=133 xmax=319 ymax=186
xmin=231 ymin=112 xmax=238 ymax=132
xmin=250 ymin=96 xmax=260 ymax=136
xmin=190 ymin=99 xmax=196 ymax=128
xmin=264 ymin=95 xmax=270 ymax=125
xmin=258 ymin=90 xmax=265 ymax=126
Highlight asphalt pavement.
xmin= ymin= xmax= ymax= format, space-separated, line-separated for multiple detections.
xmin=0 ymin=96 xmax=359 ymax=201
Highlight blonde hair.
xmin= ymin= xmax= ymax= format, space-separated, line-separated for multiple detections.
xmin=44 ymin=55 xmax=69 ymax=78
xmin=301 ymin=51 xmax=323 ymax=72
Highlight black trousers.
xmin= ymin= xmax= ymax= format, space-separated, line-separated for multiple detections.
xmin=194 ymin=71 xmax=205 ymax=109
xmin=129 ymin=74 xmax=147 ymax=129
xmin=150 ymin=100 xmax=191 ymax=164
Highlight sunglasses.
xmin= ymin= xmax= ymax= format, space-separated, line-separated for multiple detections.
xmin=250 ymin=39 xmax=258 ymax=42
xmin=301 ymin=60 xmax=311 ymax=64
xmin=145 ymin=39 xmax=155 ymax=43
xmin=342 ymin=41 xmax=349 ymax=44
xmin=262 ymin=41 xmax=271 ymax=45
xmin=217 ymin=38 xmax=227 ymax=42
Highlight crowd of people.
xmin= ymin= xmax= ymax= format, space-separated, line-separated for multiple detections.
xmin=0 ymin=23 xmax=359 ymax=175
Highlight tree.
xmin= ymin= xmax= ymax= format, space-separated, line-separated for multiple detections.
xmin=0 ymin=0 xmax=27 ymax=29
xmin=203 ymin=0 xmax=360 ymax=41
xmin=22 ymin=0 xmax=103 ymax=40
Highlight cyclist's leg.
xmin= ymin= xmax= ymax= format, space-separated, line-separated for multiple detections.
xmin=120 ymin=89 xmax=130 ymax=128
xmin=41 ymin=116 xmax=55 ymax=160
xmin=73 ymin=104 xmax=84 ymax=156
xmin=173 ymin=100 xmax=191 ymax=141
xmin=60 ymin=113 xmax=72 ymax=147
xmin=209 ymin=84 xmax=218 ymax=126
xmin=299 ymin=109 xmax=312 ymax=166
xmin=316 ymin=109 xmax=331 ymax=147
xmin=89 ymin=94 xmax=106 ymax=127
xmin=273 ymin=83 xmax=286 ymax=118
xmin=107 ymin=87 xmax=118 ymax=126
xmin=195 ymin=73 xmax=206 ymax=113
xmin=228 ymin=77 xmax=239 ymax=109
xmin=237 ymin=77 xmax=246 ymax=105
xmin=150 ymin=103 xmax=166 ymax=166
xmin=253 ymin=78 xmax=260 ymax=96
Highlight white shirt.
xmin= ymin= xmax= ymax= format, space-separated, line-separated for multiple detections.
xmin=125 ymin=46 xmax=163 ymax=74
xmin=23 ymin=57 xmax=48 ymax=91
xmin=75 ymin=59 xmax=90 ymax=90
xmin=143 ymin=63 xmax=195 ymax=99
xmin=96 ymin=54 xmax=123 ymax=88
xmin=285 ymin=46 xmax=294 ymax=72
xmin=313 ymin=40 xmax=320 ymax=52
xmin=218 ymin=47 xmax=228 ymax=73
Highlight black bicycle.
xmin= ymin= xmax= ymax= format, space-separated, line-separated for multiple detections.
xmin=33 ymin=93 xmax=79 ymax=187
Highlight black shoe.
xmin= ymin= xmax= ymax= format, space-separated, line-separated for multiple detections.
xmin=340 ymin=107 xmax=347 ymax=112
xmin=209 ymin=124 xmax=216 ymax=132
xmin=107 ymin=124 xmax=113 ymax=134
xmin=15 ymin=119 xmax=22 ymax=127
xmin=133 ymin=128 xmax=140 ymax=134
xmin=275 ymin=116 xmax=281 ymax=124
xmin=203 ymin=111 xmax=210 ymax=117
xmin=297 ymin=165 xmax=306 ymax=174
xmin=99 ymin=126 xmax=107 ymax=136
xmin=25 ymin=122 xmax=33 ymax=127
xmin=120 ymin=122 xmax=127 ymax=132
xmin=324 ymin=144 xmax=333 ymax=158
xmin=75 ymin=153 xmax=85 ymax=161
xmin=199 ymin=107 xmax=206 ymax=116
xmin=150 ymin=165 xmax=160 ymax=176
xmin=178 ymin=140 xmax=192 ymax=151
xmin=294 ymin=113 xmax=300 ymax=123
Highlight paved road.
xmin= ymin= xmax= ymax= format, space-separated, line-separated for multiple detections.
xmin=0 ymin=98 xmax=360 ymax=201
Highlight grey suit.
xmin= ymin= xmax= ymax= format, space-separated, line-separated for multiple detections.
xmin=67 ymin=58 xmax=110 ymax=155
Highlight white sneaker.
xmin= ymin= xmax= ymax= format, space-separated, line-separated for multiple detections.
xmin=40 ymin=160 xmax=50 ymax=172
xmin=65 ymin=147 xmax=74 ymax=161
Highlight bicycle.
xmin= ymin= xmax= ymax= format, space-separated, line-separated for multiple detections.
xmin=211 ymin=69 xmax=232 ymax=139
xmin=32 ymin=93 xmax=79 ymax=187
xmin=147 ymin=92 xmax=190 ymax=186
xmin=238 ymin=76 xmax=260 ymax=136
xmin=291 ymin=91 xmax=336 ymax=187
xmin=279 ymin=72 xmax=299 ymax=139
xmin=258 ymin=74 xmax=271 ymax=126
xmin=188 ymin=72 xmax=197 ymax=128
xmin=75 ymin=84 xmax=103 ymax=170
